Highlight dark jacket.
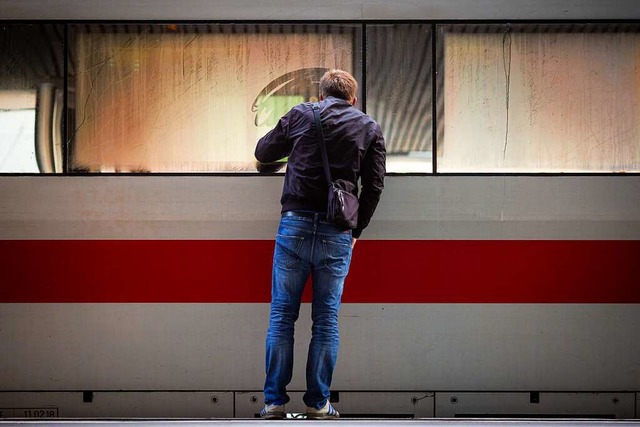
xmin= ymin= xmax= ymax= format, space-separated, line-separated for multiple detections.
xmin=255 ymin=96 xmax=386 ymax=238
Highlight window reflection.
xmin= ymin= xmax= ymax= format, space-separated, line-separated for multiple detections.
xmin=367 ymin=24 xmax=433 ymax=173
xmin=70 ymin=25 xmax=358 ymax=173
xmin=0 ymin=91 xmax=37 ymax=172
xmin=0 ymin=24 xmax=64 ymax=173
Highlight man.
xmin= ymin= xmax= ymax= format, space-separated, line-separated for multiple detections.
xmin=255 ymin=69 xmax=385 ymax=419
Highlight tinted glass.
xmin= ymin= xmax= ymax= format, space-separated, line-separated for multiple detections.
xmin=438 ymin=24 xmax=640 ymax=172
xmin=69 ymin=24 xmax=360 ymax=173
xmin=367 ymin=24 xmax=433 ymax=173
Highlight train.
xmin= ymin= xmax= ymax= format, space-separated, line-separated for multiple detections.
xmin=0 ymin=0 xmax=639 ymax=419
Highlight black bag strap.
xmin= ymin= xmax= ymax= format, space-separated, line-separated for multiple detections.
xmin=312 ymin=103 xmax=332 ymax=186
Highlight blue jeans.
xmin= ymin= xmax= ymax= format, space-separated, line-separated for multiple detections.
xmin=264 ymin=212 xmax=353 ymax=409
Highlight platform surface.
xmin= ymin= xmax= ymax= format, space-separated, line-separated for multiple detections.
xmin=1 ymin=419 xmax=640 ymax=427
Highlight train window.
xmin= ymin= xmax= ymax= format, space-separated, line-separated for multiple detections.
xmin=367 ymin=24 xmax=433 ymax=173
xmin=68 ymin=24 xmax=361 ymax=173
xmin=0 ymin=24 xmax=64 ymax=173
xmin=437 ymin=24 xmax=640 ymax=173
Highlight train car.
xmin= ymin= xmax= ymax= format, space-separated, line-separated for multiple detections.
xmin=1 ymin=0 xmax=639 ymax=419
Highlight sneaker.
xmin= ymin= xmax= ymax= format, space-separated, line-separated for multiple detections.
xmin=306 ymin=401 xmax=339 ymax=419
xmin=260 ymin=403 xmax=285 ymax=419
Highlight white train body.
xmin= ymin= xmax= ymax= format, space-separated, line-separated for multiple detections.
xmin=0 ymin=0 xmax=639 ymax=419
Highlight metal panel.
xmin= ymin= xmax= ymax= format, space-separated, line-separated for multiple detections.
xmin=435 ymin=392 xmax=635 ymax=419
xmin=0 ymin=392 xmax=233 ymax=418
xmin=1 ymin=304 xmax=639 ymax=392
xmin=235 ymin=391 xmax=434 ymax=418
xmin=0 ymin=0 xmax=639 ymax=20
xmin=1 ymin=176 xmax=639 ymax=240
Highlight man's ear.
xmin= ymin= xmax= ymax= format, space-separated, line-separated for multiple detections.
xmin=351 ymin=96 xmax=358 ymax=106
xmin=319 ymin=95 xmax=324 ymax=101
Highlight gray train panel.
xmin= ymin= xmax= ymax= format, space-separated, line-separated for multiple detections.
xmin=235 ymin=391 xmax=434 ymax=418
xmin=1 ymin=176 xmax=639 ymax=240
xmin=0 ymin=392 xmax=634 ymax=419
xmin=0 ymin=392 xmax=233 ymax=419
xmin=1 ymin=304 xmax=638 ymax=392
xmin=435 ymin=392 xmax=635 ymax=419
xmin=0 ymin=0 xmax=639 ymax=20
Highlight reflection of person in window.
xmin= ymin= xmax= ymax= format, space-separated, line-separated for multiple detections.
xmin=255 ymin=69 xmax=386 ymax=419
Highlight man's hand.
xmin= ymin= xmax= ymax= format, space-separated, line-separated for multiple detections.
xmin=351 ymin=237 xmax=357 ymax=249
xmin=255 ymin=161 xmax=286 ymax=173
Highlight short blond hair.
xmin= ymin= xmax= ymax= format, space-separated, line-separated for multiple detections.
xmin=319 ymin=69 xmax=358 ymax=102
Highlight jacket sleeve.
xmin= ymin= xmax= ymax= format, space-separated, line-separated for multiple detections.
xmin=353 ymin=125 xmax=386 ymax=239
xmin=255 ymin=111 xmax=294 ymax=167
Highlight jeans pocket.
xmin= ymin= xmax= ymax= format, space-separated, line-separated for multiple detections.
xmin=275 ymin=234 xmax=305 ymax=270
xmin=321 ymin=237 xmax=352 ymax=276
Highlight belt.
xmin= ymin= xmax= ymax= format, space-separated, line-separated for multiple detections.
xmin=282 ymin=210 xmax=327 ymax=220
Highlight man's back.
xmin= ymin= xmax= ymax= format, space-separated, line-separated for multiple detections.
xmin=255 ymin=96 xmax=385 ymax=238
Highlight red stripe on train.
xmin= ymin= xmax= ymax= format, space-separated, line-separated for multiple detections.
xmin=1 ymin=240 xmax=639 ymax=303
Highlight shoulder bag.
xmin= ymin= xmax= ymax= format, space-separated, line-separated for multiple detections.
xmin=312 ymin=103 xmax=359 ymax=230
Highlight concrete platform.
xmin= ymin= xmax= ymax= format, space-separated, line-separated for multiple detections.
xmin=1 ymin=419 xmax=640 ymax=427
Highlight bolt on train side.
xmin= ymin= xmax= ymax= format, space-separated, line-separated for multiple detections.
xmin=0 ymin=0 xmax=639 ymax=419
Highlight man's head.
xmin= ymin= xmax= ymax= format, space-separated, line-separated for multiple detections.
xmin=319 ymin=69 xmax=358 ymax=105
